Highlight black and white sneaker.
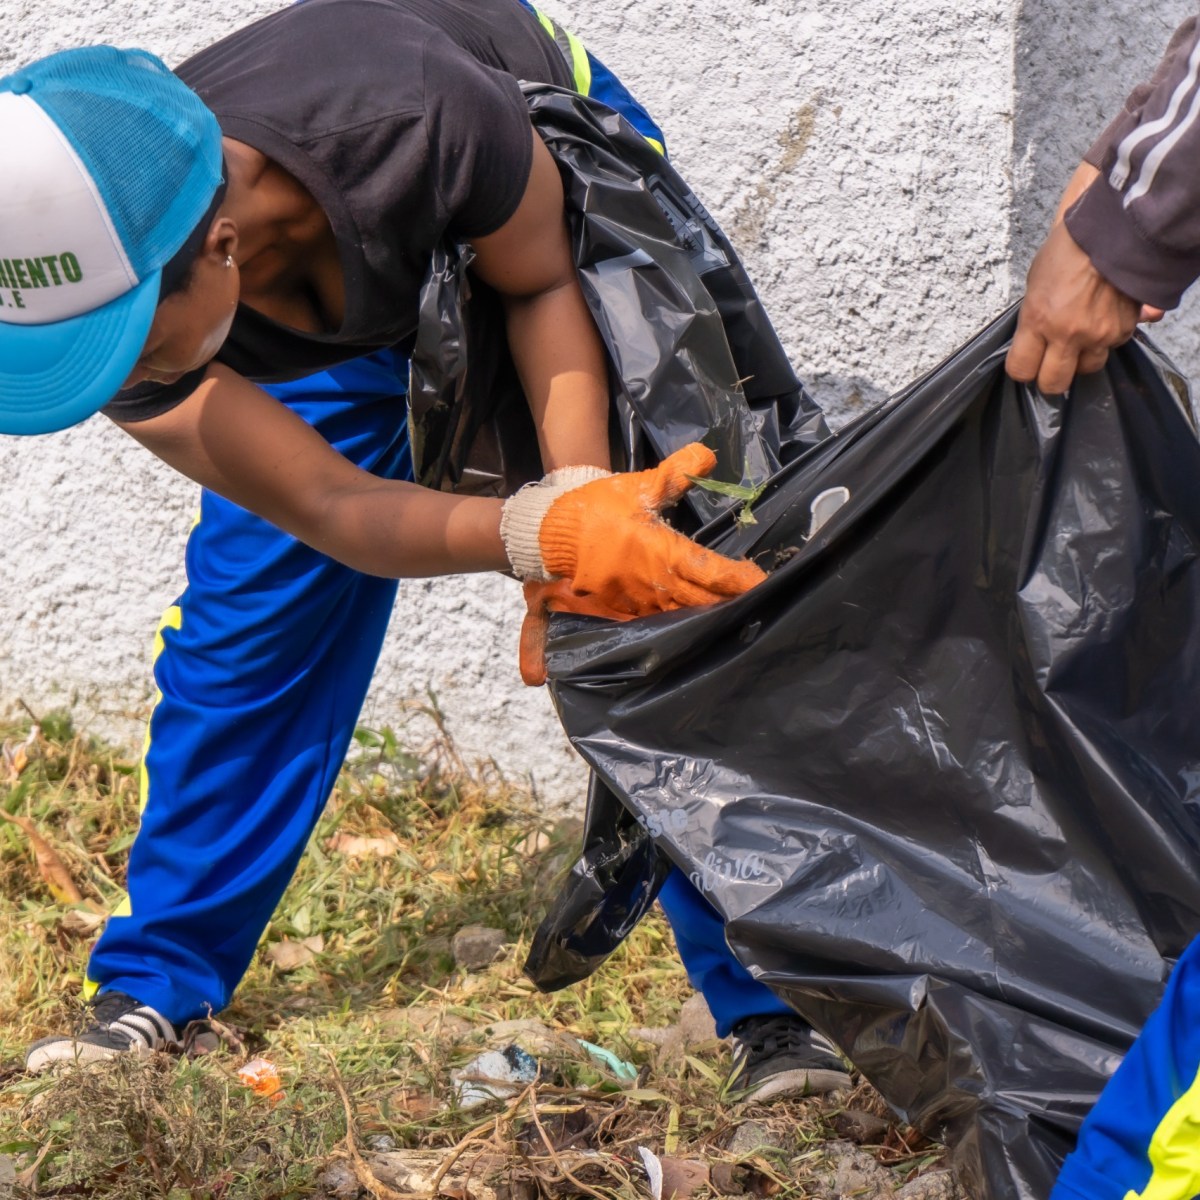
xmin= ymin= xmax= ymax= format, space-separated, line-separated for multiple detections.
xmin=722 ymin=1014 xmax=851 ymax=1102
xmin=25 ymin=991 xmax=179 ymax=1073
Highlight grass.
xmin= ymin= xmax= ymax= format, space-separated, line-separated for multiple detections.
xmin=0 ymin=709 xmax=946 ymax=1199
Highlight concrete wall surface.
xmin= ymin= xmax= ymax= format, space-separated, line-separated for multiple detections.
xmin=1 ymin=0 xmax=1197 ymax=807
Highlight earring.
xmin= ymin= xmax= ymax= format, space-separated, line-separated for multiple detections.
xmin=225 ymin=256 xmax=234 ymax=269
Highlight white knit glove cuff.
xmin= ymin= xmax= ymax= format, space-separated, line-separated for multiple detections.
xmin=501 ymin=465 xmax=612 ymax=580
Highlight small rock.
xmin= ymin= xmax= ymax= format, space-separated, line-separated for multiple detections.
xmin=483 ymin=1018 xmax=579 ymax=1057
xmin=724 ymin=1120 xmax=788 ymax=1157
xmin=325 ymin=831 xmax=401 ymax=858
xmin=317 ymin=1159 xmax=362 ymax=1198
xmin=632 ymin=993 xmax=720 ymax=1066
xmin=814 ymin=1140 xmax=896 ymax=1200
xmin=452 ymin=925 xmax=507 ymax=971
xmin=0 ymin=1155 xmax=17 ymax=1192
xmin=896 ymin=1169 xmax=961 ymax=1200
xmin=375 ymin=1005 xmax=473 ymax=1040
xmin=677 ymin=993 xmax=720 ymax=1045
xmin=232 ymin=1142 xmax=270 ymax=1170
xmin=365 ymin=1133 xmax=398 ymax=1152
xmin=832 ymin=1108 xmax=892 ymax=1144
xmin=266 ymin=935 xmax=324 ymax=972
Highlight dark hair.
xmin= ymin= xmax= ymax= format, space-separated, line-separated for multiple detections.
xmin=158 ymin=168 xmax=228 ymax=301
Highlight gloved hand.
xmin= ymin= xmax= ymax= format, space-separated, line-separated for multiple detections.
xmin=502 ymin=444 xmax=768 ymax=685
xmin=518 ymin=580 xmax=629 ymax=685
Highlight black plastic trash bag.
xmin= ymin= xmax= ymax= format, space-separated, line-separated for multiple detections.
xmin=525 ymin=774 xmax=675 ymax=993
xmin=532 ymin=310 xmax=1200 ymax=1200
xmin=408 ymin=85 xmax=829 ymax=514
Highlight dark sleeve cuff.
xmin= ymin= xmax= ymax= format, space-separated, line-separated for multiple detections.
xmin=1065 ymin=178 xmax=1200 ymax=310
xmin=100 ymin=367 xmax=207 ymax=423
xmin=1084 ymin=109 xmax=1129 ymax=170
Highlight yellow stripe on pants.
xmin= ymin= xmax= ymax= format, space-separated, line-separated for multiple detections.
xmin=82 ymin=601 xmax=183 ymax=1001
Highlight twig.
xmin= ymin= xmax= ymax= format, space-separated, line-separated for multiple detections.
xmin=324 ymin=1050 xmax=409 ymax=1200
xmin=201 ymin=1007 xmax=248 ymax=1055
xmin=527 ymin=1087 xmax=614 ymax=1200
xmin=429 ymin=1082 xmax=536 ymax=1194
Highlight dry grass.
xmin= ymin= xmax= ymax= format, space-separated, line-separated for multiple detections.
xmin=0 ymin=709 xmax=945 ymax=1200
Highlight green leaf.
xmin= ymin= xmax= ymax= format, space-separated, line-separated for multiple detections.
xmin=683 ymin=1054 xmax=723 ymax=1087
xmin=685 ymin=474 xmax=766 ymax=504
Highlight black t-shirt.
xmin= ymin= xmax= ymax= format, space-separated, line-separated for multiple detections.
xmin=104 ymin=0 xmax=571 ymax=421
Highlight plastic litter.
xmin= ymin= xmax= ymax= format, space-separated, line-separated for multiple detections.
xmin=237 ymin=1057 xmax=284 ymax=1104
xmin=638 ymin=1146 xmax=664 ymax=1200
xmin=577 ymin=1037 xmax=638 ymax=1081
xmin=451 ymin=1044 xmax=539 ymax=1110
xmin=529 ymin=313 xmax=1200 ymax=1200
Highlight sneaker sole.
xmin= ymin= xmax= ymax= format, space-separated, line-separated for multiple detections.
xmin=25 ymin=1037 xmax=151 ymax=1074
xmin=735 ymin=1066 xmax=852 ymax=1102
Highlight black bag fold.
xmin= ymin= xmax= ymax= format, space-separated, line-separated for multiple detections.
xmin=537 ymin=309 xmax=1200 ymax=1200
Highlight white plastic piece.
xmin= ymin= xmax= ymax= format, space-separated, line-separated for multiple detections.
xmin=638 ymin=1146 xmax=664 ymax=1200
xmin=807 ymin=486 xmax=850 ymax=538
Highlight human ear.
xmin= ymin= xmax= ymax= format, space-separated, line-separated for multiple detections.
xmin=201 ymin=216 xmax=240 ymax=269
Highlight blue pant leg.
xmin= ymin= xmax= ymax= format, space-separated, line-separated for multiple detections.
xmin=86 ymin=351 xmax=412 ymax=1024
xmin=658 ymin=868 xmax=794 ymax=1038
xmin=1052 ymin=931 xmax=1200 ymax=1200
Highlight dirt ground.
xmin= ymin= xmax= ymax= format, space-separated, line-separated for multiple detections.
xmin=0 ymin=711 xmax=960 ymax=1199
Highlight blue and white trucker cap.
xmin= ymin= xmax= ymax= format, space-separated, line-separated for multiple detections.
xmin=0 ymin=46 xmax=223 ymax=435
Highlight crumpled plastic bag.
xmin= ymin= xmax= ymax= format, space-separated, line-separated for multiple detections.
xmin=532 ymin=310 xmax=1200 ymax=1200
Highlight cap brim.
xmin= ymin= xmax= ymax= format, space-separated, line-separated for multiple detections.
xmin=0 ymin=271 xmax=162 ymax=435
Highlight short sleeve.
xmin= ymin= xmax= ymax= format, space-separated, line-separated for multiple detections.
xmin=101 ymin=368 xmax=207 ymax=422
xmin=422 ymin=32 xmax=534 ymax=239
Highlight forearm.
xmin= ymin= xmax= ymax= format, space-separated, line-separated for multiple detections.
xmin=468 ymin=129 xmax=612 ymax=473
xmin=1066 ymin=15 xmax=1200 ymax=307
xmin=504 ymin=280 xmax=612 ymax=472
xmin=313 ymin=478 xmax=507 ymax=577
xmin=118 ymin=365 xmax=509 ymax=579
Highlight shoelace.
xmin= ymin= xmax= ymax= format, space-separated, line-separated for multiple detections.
xmin=735 ymin=1016 xmax=838 ymax=1059
xmin=89 ymin=990 xmax=140 ymax=1026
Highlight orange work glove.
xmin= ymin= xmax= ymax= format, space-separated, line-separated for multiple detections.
xmin=518 ymin=580 xmax=632 ymax=686
xmin=502 ymin=444 xmax=767 ymax=685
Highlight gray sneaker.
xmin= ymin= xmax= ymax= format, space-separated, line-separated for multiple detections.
xmin=26 ymin=991 xmax=178 ymax=1073
xmin=723 ymin=1014 xmax=852 ymax=1102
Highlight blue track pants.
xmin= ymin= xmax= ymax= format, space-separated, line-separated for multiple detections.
xmin=87 ymin=352 xmax=412 ymax=1019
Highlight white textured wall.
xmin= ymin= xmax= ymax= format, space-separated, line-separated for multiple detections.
xmin=1 ymin=0 xmax=1195 ymax=805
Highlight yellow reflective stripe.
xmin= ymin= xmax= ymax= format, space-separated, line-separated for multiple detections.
xmin=563 ymin=28 xmax=591 ymax=95
xmin=140 ymin=604 xmax=183 ymax=816
xmin=1127 ymin=1063 xmax=1200 ymax=1200
xmin=644 ymin=136 xmax=665 ymax=157
xmin=528 ymin=4 xmax=591 ymax=96
xmin=82 ymin=602 xmax=183 ymax=1001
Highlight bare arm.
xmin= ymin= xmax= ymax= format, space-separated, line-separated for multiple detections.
xmin=468 ymin=129 xmax=613 ymax=472
xmin=116 ymin=364 xmax=507 ymax=578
